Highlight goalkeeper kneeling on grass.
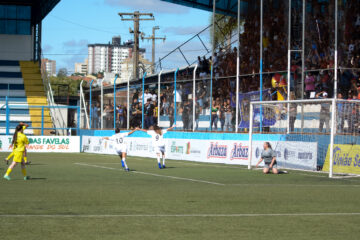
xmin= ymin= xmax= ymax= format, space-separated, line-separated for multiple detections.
xmin=255 ymin=142 xmax=279 ymax=174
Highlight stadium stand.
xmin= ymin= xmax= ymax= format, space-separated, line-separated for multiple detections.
xmin=0 ymin=60 xmax=53 ymax=135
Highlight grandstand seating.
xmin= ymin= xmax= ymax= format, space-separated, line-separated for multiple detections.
xmin=0 ymin=60 xmax=53 ymax=135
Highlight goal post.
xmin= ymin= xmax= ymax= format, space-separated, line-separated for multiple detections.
xmin=247 ymin=98 xmax=360 ymax=178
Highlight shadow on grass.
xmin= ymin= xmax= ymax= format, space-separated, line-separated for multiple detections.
xmin=29 ymin=177 xmax=47 ymax=181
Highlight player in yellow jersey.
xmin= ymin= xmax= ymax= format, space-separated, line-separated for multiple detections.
xmin=4 ymin=123 xmax=29 ymax=165
xmin=3 ymin=123 xmax=30 ymax=181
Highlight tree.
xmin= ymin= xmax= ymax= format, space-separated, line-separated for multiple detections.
xmin=57 ymin=68 xmax=68 ymax=78
xmin=49 ymin=76 xmax=83 ymax=97
xmin=210 ymin=14 xmax=237 ymax=50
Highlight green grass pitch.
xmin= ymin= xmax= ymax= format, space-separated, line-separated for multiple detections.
xmin=1 ymin=152 xmax=360 ymax=240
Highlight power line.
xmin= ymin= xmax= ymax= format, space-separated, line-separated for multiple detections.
xmin=49 ymin=15 xmax=131 ymax=37
xmin=41 ymin=49 xmax=209 ymax=56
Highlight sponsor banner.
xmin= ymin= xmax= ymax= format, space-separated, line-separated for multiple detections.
xmin=238 ymin=89 xmax=275 ymax=128
xmin=0 ymin=136 xmax=80 ymax=153
xmin=82 ymin=136 xmax=317 ymax=170
xmin=323 ymin=144 xmax=360 ymax=174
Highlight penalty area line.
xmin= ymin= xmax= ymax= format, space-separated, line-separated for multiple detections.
xmin=1 ymin=213 xmax=360 ymax=218
xmin=74 ymin=162 xmax=224 ymax=186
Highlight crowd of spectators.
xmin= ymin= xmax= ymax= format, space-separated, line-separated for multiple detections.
xmin=89 ymin=1 xmax=360 ymax=132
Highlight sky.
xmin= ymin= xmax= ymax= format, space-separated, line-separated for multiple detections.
xmin=42 ymin=0 xmax=212 ymax=73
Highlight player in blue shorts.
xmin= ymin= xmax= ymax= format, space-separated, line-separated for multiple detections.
xmin=103 ymin=128 xmax=137 ymax=171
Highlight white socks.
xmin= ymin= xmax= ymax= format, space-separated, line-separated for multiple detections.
xmin=162 ymin=156 xmax=165 ymax=166
xmin=157 ymin=155 xmax=161 ymax=164
xmin=122 ymin=158 xmax=128 ymax=169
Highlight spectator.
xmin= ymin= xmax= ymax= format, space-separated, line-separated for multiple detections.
xmin=117 ymin=105 xmax=126 ymax=129
xmin=224 ymin=99 xmax=233 ymax=132
xmin=144 ymin=99 xmax=155 ymax=129
xmin=305 ymin=72 xmax=316 ymax=98
xmin=168 ymin=103 xmax=174 ymax=127
xmin=211 ymin=100 xmax=220 ymax=131
xmin=182 ymin=100 xmax=192 ymax=131
xmin=316 ymin=91 xmax=330 ymax=133
xmin=219 ymin=100 xmax=226 ymax=132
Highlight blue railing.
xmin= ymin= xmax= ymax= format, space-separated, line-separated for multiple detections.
xmin=1 ymin=100 xmax=80 ymax=136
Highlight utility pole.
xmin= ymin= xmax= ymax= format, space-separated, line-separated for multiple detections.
xmin=141 ymin=26 xmax=166 ymax=74
xmin=118 ymin=11 xmax=154 ymax=79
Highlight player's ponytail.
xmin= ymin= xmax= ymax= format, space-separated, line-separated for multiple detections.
xmin=265 ymin=142 xmax=272 ymax=149
xmin=12 ymin=125 xmax=23 ymax=146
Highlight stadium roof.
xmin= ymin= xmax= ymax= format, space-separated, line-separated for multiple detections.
xmin=160 ymin=0 xmax=247 ymax=16
xmin=0 ymin=0 xmax=61 ymax=23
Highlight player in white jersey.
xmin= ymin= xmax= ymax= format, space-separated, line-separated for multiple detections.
xmin=103 ymin=128 xmax=137 ymax=171
xmin=138 ymin=125 xmax=175 ymax=169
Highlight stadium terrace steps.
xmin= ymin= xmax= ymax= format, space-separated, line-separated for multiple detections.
xmin=19 ymin=61 xmax=53 ymax=135
xmin=0 ymin=66 xmax=21 ymax=72
xmin=0 ymin=60 xmax=53 ymax=135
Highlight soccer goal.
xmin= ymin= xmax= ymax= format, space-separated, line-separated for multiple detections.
xmin=247 ymin=99 xmax=360 ymax=178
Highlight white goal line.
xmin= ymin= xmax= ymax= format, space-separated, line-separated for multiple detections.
xmin=74 ymin=162 xmax=225 ymax=186
xmin=1 ymin=213 xmax=360 ymax=218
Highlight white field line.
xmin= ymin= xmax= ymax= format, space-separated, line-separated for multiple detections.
xmin=227 ymin=183 xmax=360 ymax=187
xmin=1 ymin=213 xmax=360 ymax=218
xmin=74 ymin=163 xmax=225 ymax=186
xmin=93 ymin=161 xmax=247 ymax=170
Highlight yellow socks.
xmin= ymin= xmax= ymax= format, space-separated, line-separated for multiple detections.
xmin=5 ymin=168 xmax=12 ymax=176
xmin=21 ymin=168 xmax=27 ymax=177
xmin=24 ymin=156 xmax=28 ymax=163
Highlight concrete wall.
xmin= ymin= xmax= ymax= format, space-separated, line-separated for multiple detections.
xmin=0 ymin=34 xmax=34 ymax=61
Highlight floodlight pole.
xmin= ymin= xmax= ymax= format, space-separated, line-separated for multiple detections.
xmin=89 ymin=79 xmax=94 ymax=129
xmin=141 ymin=72 xmax=147 ymax=129
xmin=100 ymin=79 xmax=104 ymax=129
xmin=259 ymin=0 xmax=263 ymax=132
xmin=119 ymin=12 xmax=155 ymax=80
xmin=334 ymin=0 xmax=338 ymax=98
xmin=287 ymin=0 xmax=291 ymax=134
xmin=142 ymin=26 xmax=166 ymax=74
xmin=174 ymin=68 xmax=179 ymax=130
xmin=210 ymin=0 xmax=216 ymax=131
xmin=193 ymin=65 xmax=198 ymax=132
xmin=301 ymin=0 xmax=306 ymax=133
xmin=157 ymin=70 xmax=163 ymax=126
xmin=113 ymin=76 xmax=118 ymax=129
xmin=248 ymin=103 xmax=254 ymax=170
xmin=235 ymin=0 xmax=241 ymax=133
xmin=127 ymin=74 xmax=132 ymax=130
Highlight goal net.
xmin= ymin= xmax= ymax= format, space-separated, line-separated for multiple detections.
xmin=247 ymin=99 xmax=360 ymax=177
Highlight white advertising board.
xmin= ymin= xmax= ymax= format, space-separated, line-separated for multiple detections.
xmin=81 ymin=136 xmax=317 ymax=170
xmin=0 ymin=136 xmax=81 ymax=153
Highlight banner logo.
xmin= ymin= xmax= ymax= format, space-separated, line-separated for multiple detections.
xmin=171 ymin=141 xmax=184 ymax=154
xmin=230 ymin=143 xmax=248 ymax=160
xmin=323 ymin=144 xmax=360 ymax=174
xmin=207 ymin=142 xmax=227 ymax=159
xmin=255 ymin=147 xmax=260 ymax=159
